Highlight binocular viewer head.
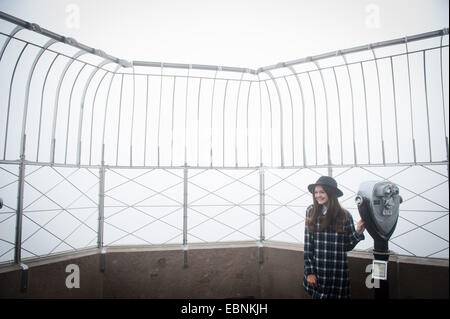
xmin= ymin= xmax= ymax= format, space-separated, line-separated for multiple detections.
xmin=356 ymin=181 xmax=402 ymax=251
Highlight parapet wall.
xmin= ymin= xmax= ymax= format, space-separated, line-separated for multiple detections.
xmin=0 ymin=242 xmax=448 ymax=299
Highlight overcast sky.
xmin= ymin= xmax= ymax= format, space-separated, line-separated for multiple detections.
xmin=0 ymin=0 xmax=448 ymax=69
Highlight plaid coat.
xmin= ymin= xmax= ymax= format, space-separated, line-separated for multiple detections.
xmin=303 ymin=205 xmax=365 ymax=299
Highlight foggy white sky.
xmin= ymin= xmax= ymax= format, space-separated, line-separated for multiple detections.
xmin=0 ymin=0 xmax=448 ymax=69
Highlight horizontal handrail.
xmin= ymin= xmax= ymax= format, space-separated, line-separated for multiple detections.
xmin=1 ymin=10 xmax=448 ymax=74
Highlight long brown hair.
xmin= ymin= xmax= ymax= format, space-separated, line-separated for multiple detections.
xmin=307 ymin=184 xmax=348 ymax=233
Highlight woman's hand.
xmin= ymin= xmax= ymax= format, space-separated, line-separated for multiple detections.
xmin=306 ymin=274 xmax=318 ymax=288
xmin=356 ymin=220 xmax=365 ymax=236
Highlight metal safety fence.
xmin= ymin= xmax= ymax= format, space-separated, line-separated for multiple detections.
xmin=0 ymin=11 xmax=448 ymax=265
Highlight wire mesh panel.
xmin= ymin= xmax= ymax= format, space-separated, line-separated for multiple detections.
xmin=0 ymin=11 xmax=448 ymax=264
xmin=0 ymin=164 xmax=18 ymax=264
xmin=187 ymin=168 xmax=260 ymax=243
xmin=21 ymin=165 xmax=99 ymax=260
xmin=103 ymin=168 xmax=184 ymax=246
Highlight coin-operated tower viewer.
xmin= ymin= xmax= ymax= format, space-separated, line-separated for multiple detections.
xmin=355 ymin=181 xmax=402 ymax=299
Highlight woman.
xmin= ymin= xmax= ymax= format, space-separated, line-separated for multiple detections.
xmin=303 ymin=176 xmax=365 ymax=299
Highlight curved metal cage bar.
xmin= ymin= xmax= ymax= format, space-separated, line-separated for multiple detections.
xmin=0 ymin=11 xmax=448 ymax=265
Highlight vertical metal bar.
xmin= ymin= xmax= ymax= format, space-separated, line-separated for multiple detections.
xmin=184 ymin=66 xmax=191 ymax=166
xmin=313 ymin=60 xmax=332 ymax=171
xmin=19 ymin=263 xmax=28 ymax=292
xmin=101 ymin=66 xmax=121 ymax=163
xmin=440 ymin=36 xmax=449 ymax=154
xmin=423 ymin=51 xmax=433 ymax=162
xmin=21 ymin=38 xmax=58 ymax=164
xmin=235 ymin=73 xmax=245 ymax=167
xmin=157 ymin=63 xmax=164 ymax=167
xmin=259 ymin=166 xmax=265 ymax=264
xmin=183 ymin=167 xmax=188 ymax=268
xmin=51 ymin=50 xmax=85 ymax=164
xmin=130 ymin=65 xmax=136 ymax=167
xmin=257 ymin=75 xmax=263 ymax=166
xmin=36 ymin=53 xmax=59 ymax=162
xmin=98 ymin=162 xmax=105 ymax=248
xmin=171 ymin=76 xmax=177 ymax=167
xmin=265 ymin=71 xmax=285 ymax=167
xmin=144 ymin=75 xmax=150 ymax=166
xmin=263 ymin=81 xmax=274 ymax=166
xmin=287 ymin=66 xmax=307 ymax=166
xmin=389 ymin=56 xmax=401 ymax=163
xmin=14 ymin=135 xmax=26 ymax=264
xmin=196 ymin=78 xmax=202 ymax=167
xmin=331 ymin=67 xmax=344 ymax=165
xmin=4 ymin=43 xmax=28 ymax=160
xmin=306 ymin=71 xmax=318 ymax=166
xmin=115 ymin=74 xmax=125 ymax=166
xmin=77 ymin=60 xmax=110 ymax=166
xmin=341 ymin=54 xmax=358 ymax=165
xmin=282 ymin=77 xmax=295 ymax=166
xmin=65 ymin=63 xmax=88 ymax=164
xmin=89 ymin=70 xmax=109 ymax=166
xmin=360 ymin=62 xmax=371 ymax=164
xmin=99 ymin=64 xmax=111 ymax=247
xmin=370 ymin=48 xmax=386 ymax=165
xmin=222 ymin=80 xmax=229 ymax=166
xmin=0 ymin=26 xmax=23 ymax=176
xmin=405 ymin=39 xmax=417 ymax=164
xmin=0 ymin=26 xmax=23 ymax=61
xmin=246 ymin=82 xmax=253 ymax=167
xmin=210 ymin=69 xmax=219 ymax=167
xmin=440 ymin=35 xmax=449 ymax=181
xmin=100 ymin=248 xmax=106 ymax=276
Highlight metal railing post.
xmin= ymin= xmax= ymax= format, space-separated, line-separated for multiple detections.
xmin=14 ymin=138 xmax=26 ymax=264
xmin=259 ymin=166 xmax=265 ymax=264
xmin=14 ymin=137 xmax=29 ymax=291
xmin=97 ymin=146 xmax=105 ymax=249
xmin=183 ymin=166 xmax=188 ymax=268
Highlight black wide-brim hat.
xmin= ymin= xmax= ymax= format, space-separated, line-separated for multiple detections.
xmin=308 ymin=176 xmax=343 ymax=197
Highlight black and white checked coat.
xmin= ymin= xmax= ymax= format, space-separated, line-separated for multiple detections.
xmin=303 ymin=205 xmax=365 ymax=299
